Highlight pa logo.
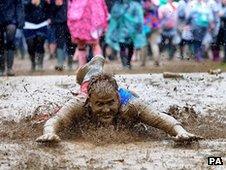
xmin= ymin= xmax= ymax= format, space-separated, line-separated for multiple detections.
xmin=208 ymin=157 xmax=223 ymax=165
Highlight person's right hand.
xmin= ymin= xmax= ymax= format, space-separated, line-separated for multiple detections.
xmin=36 ymin=133 xmax=61 ymax=143
xmin=32 ymin=0 xmax=41 ymax=6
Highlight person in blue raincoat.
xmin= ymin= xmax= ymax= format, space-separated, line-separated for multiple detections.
xmin=105 ymin=0 xmax=147 ymax=69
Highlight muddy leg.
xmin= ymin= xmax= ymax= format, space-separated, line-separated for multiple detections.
xmin=76 ymin=53 xmax=105 ymax=85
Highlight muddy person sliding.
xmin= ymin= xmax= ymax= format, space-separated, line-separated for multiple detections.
xmin=36 ymin=55 xmax=202 ymax=143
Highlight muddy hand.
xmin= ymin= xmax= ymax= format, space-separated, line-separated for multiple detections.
xmin=36 ymin=133 xmax=61 ymax=143
xmin=173 ymin=132 xmax=203 ymax=142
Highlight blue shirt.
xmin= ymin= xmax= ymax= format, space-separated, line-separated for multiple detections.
xmin=118 ymin=88 xmax=135 ymax=105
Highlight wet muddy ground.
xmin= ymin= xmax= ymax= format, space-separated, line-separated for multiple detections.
xmin=10 ymin=54 xmax=226 ymax=76
xmin=0 ymin=74 xmax=226 ymax=169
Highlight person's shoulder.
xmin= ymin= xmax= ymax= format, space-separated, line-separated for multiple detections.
xmin=119 ymin=97 xmax=140 ymax=119
xmin=119 ymin=97 xmax=148 ymax=120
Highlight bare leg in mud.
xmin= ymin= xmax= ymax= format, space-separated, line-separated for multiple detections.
xmin=36 ymin=55 xmax=202 ymax=143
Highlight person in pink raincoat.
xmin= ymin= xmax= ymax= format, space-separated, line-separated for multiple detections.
xmin=67 ymin=0 xmax=108 ymax=68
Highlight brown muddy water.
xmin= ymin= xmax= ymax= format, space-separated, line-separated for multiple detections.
xmin=0 ymin=74 xmax=226 ymax=169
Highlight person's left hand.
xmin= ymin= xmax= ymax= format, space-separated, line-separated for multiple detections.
xmin=36 ymin=133 xmax=61 ymax=143
xmin=173 ymin=131 xmax=203 ymax=142
xmin=172 ymin=125 xmax=203 ymax=142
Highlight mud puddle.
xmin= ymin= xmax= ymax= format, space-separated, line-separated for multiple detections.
xmin=1 ymin=74 xmax=226 ymax=169
xmin=0 ymin=105 xmax=226 ymax=169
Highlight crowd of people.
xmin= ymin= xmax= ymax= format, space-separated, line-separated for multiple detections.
xmin=0 ymin=0 xmax=226 ymax=76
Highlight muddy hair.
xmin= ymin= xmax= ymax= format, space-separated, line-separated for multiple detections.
xmin=87 ymin=74 xmax=119 ymax=98
xmin=84 ymin=74 xmax=120 ymax=124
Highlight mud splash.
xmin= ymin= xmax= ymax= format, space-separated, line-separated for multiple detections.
xmin=1 ymin=103 xmax=226 ymax=144
xmin=0 ymin=116 xmax=164 ymax=145
xmin=168 ymin=104 xmax=226 ymax=139
xmin=0 ymin=108 xmax=226 ymax=169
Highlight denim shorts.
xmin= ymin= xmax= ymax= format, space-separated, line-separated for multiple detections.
xmin=23 ymin=26 xmax=48 ymax=40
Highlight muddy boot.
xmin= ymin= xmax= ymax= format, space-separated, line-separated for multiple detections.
xmin=0 ymin=70 xmax=3 ymax=76
xmin=0 ymin=54 xmax=5 ymax=76
xmin=213 ymin=51 xmax=220 ymax=62
xmin=120 ymin=55 xmax=127 ymax=68
xmin=223 ymin=46 xmax=226 ymax=63
xmin=212 ymin=45 xmax=220 ymax=62
xmin=168 ymin=46 xmax=176 ymax=60
xmin=126 ymin=53 xmax=132 ymax=70
xmin=6 ymin=69 xmax=15 ymax=76
xmin=140 ymin=46 xmax=147 ymax=67
xmin=36 ymin=53 xmax=44 ymax=71
xmin=6 ymin=50 xmax=15 ymax=76
xmin=29 ymin=54 xmax=36 ymax=71
xmin=55 ymin=48 xmax=65 ymax=71
xmin=68 ymin=54 xmax=73 ymax=70
xmin=76 ymin=55 xmax=105 ymax=85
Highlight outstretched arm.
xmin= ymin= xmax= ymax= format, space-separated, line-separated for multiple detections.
xmin=36 ymin=94 xmax=86 ymax=143
xmin=123 ymin=98 xmax=202 ymax=142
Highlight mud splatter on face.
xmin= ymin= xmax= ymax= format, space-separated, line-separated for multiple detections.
xmin=87 ymin=74 xmax=120 ymax=125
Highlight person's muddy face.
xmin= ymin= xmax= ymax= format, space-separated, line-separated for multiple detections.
xmin=89 ymin=91 xmax=120 ymax=125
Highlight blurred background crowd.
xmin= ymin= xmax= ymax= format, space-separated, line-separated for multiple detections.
xmin=0 ymin=0 xmax=226 ymax=76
